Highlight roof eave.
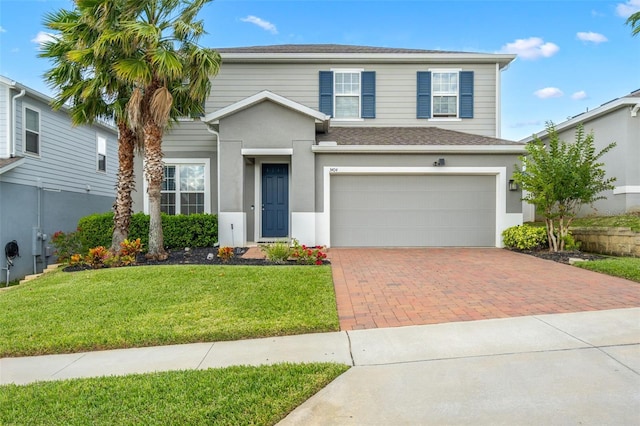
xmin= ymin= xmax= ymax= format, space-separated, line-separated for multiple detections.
xmin=0 ymin=157 xmax=26 ymax=175
xmin=521 ymin=97 xmax=640 ymax=143
xmin=312 ymin=145 xmax=527 ymax=154
xmin=219 ymin=52 xmax=516 ymax=68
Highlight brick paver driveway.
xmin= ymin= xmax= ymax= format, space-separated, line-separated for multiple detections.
xmin=329 ymin=248 xmax=640 ymax=330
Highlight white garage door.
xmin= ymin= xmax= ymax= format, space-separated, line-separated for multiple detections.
xmin=330 ymin=174 xmax=496 ymax=247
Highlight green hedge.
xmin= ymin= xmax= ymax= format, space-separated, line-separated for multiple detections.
xmin=502 ymin=224 xmax=548 ymax=250
xmin=77 ymin=213 xmax=218 ymax=251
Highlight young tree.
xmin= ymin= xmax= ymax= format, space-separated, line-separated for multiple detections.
xmin=514 ymin=123 xmax=616 ymax=252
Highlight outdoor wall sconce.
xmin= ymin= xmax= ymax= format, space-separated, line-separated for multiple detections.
xmin=508 ymin=179 xmax=518 ymax=191
xmin=433 ymin=158 xmax=445 ymax=166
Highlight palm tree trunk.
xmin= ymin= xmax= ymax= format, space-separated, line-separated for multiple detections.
xmin=144 ymin=120 xmax=167 ymax=260
xmin=110 ymin=122 xmax=137 ymax=253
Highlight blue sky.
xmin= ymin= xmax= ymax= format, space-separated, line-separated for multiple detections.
xmin=0 ymin=0 xmax=638 ymax=140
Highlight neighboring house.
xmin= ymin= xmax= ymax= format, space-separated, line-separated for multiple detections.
xmin=521 ymin=89 xmax=640 ymax=222
xmin=132 ymin=44 xmax=526 ymax=248
xmin=0 ymin=76 xmax=118 ymax=283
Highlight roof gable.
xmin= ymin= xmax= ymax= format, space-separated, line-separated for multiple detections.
xmin=204 ymin=91 xmax=330 ymax=127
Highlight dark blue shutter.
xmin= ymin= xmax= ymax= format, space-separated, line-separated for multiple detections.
xmin=417 ymin=71 xmax=431 ymax=118
xmin=319 ymin=71 xmax=333 ymax=117
xmin=459 ymin=71 xmax=474 ymax=118
xmin=361 ymin=71 xmax=376 ymax=118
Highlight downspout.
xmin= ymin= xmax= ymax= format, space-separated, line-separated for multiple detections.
xmin=495 ymin=63 xmax=501 ymax=139
xmin=11 ymin=88 xmax=27 ymax=158
xmin=205 ymin=124 xmax=220 ymax=216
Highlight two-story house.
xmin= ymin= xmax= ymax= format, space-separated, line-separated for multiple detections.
xmin=132 ymin=44 xmax=525 ymax=248
xmin=521 ymin=89 xmax=640 ymax=221
xmin=0 ymin=76 xmax=118 ymax=283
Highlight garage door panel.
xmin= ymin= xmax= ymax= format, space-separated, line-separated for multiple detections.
xmin=331 ymin=175 xmax=496 ymax=247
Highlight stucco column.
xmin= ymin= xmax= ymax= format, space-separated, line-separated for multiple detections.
xmin=291 ymin=140 xmax=316 ymax=245
xmin=218 ymin=140 xmax=246 ymax=247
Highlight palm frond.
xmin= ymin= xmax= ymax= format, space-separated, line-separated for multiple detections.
xmin=150 ymin=86 xmax=173 ymax=128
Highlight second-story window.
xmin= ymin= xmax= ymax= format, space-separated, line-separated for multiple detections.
xmin=432 ymin=72 xmax=458 ymax=118
xmin=24 ymin=106 xmax=40 ymax=155
xmin=319 ymin=70 xmax=376 ymax=119
xmin=97 ymin=135 xmax=107 ymax=172
xmin=335 ymin=71 xmax=361 ymax=119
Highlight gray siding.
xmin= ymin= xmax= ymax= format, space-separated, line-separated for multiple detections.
xmin=0 ymin=181 xmax=114 ymax=282
xmin=208 ymin=62 xmax=499 ymax=137
xmin=552 ymin=107 xmax=640 ymax=215
xmin=163 ymin=119 xmax=216 ymax=151
xmin=3 ymin=92 xmax=117 ymax=197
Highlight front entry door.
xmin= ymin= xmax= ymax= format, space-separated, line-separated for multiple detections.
xmin=262 ymin=164 xmax=289 ymax=238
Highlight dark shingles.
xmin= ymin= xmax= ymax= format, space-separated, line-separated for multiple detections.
xmin=215 ymin=44 xmax=468 ymax=55
xmin=315 ymin=127 xmax=524 ymax=146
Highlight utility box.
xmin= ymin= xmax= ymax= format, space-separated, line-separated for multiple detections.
xmin=32 ymin=227 xmax=43 ymax=256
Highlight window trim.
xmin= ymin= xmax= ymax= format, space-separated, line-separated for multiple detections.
xmin=331 ymin=68 xmax=364 ymax=121
xmin=96 ymin=133 xmax=107 ymax=173
xmin=23 ymin=104 xmax=41 ymax=156
xmin=143 ymin=158 xmax=211 ymax=215
xmin=428 ymin=68 xmax=462 ymax=121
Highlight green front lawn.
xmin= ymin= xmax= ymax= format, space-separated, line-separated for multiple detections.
xmin=574 ymin=257 xmax=640 ymax=282
xmin=0 ymin=363 xmax=349 ymax=425
xmin=0 ymin=265 xmax=339 ymax=357
xmin=571 ymin=214 xmax=640 ymax=232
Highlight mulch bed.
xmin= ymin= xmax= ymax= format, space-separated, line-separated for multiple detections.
xmin=510 ymin=249 xmax=605 ymax=264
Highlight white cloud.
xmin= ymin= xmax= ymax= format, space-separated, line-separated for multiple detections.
xmin=616 ymin=0 xmax=640 ymax=17
xmin=534 ymin=87 xmax=564 ymax=99
xmin=500 ymin=37 xmax=559 ymax=60
xmin=0 ymin=26 xmax=6 ymax=33
xmin=576 ymin=31 xmax=608 ymax=43
xmin=510 ymin=120 xmax=543 ymax=129
xmin=571 ymin=91 xmax=588 ymax=100
xmin=241 ymin=15 xmax=278 ymax=34
xmin=31 ymin=31 xmax=58 ymax=48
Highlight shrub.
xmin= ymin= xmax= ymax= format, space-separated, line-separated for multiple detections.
xmin=291 ymin=239 xmax=327 ymax=265
xmin=50 ymin=230 xmax=85 ymax=262
xmin=217 ymin=246 xmax=234 ymax=263
xmin=261 ymin=240 xmax=292 ymax=264
xmin=502 ymin=225 xmax=547 ymax=250
xmin=85 ymin=246 xmax=111 ymax=269
xmin=76 ymin=213 xmax=218 ymax=250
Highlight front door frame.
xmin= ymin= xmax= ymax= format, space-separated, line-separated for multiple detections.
xmin=254 ymin=157 xmax=291 ymax=242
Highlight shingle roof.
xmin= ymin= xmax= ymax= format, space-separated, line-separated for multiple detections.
xmin=215 ymin=44 xmax=467 ymax=54
xmin=0 ymin=157 xmax=23 ymax=168
xmin=316 ymin=127 xmax=523 ymax=146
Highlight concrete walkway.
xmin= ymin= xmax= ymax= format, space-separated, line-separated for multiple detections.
xmin=2 ymin=308 xmax=639 ymax=424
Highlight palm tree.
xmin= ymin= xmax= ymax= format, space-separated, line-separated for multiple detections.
xmin=42 ymin=0 xmax=221 ymax=260
xmin=104 ymin=0 xmax=221 ymax=260
xmin=41 ymin=4 xmax=143 ymax=254
xmin=628 ymin=11 xmax=640 ymax=36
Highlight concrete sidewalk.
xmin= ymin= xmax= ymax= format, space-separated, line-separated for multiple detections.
xmin=2 ymin=308 xmax=639 ymax=424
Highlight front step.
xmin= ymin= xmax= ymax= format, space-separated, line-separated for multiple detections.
xmin=18 ymin=263 xmax=62 ymax=285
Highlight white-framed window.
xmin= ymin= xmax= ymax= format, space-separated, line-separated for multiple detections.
xmin=432 ymin=70 xmax=459 ymax=118
xmin=334 ymin=69 xmax=362 ymax=119
xmin=23 ymin=106 xmax=40 ymax=155
xmin=96 ymin=134 xmax=107 ymax=172
xmin=152 ymin=159 xmax=210 ymax=215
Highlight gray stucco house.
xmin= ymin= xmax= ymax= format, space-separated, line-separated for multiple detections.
xmin=0 ymin=76 xmax=118 ymax=282
xmin=521 ymin=89 xmax=640 ymax=221
xmin=132 ymin=44 xmax=526 ymax=248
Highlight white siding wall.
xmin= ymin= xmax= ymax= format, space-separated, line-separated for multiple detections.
xmin=2 ymin=93 xmax=118 ymax=197
xmin=208 ymin=62 xmax=498 ymax=137
xmin=0 ymin=84 xmax=9 ymax=157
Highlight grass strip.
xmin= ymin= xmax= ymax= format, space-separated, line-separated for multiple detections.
xmin=0 ymin=265 xmax=339 ymax=357
xmin=574 ymin=257 xmax=640 ymax=282
xmin=0 ymin=363 xmax=349 ymax=425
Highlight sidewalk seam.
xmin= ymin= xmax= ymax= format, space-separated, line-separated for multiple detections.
xmin=345 ymin=331 xmax=355 ymax=366
xmin=51 ymin=353 xmax=87 ymax=379
xmin=533 ymin=315 xmax=640 ymax=376
xmin=196 ymin=343 xmax=216 ymax=370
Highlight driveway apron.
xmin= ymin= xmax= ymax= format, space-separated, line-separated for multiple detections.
xmin=329 ymin=248 xmax=640 ymax=330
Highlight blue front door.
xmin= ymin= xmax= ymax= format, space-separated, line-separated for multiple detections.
xmin=262 ymin=164 xmax=289 ymax=238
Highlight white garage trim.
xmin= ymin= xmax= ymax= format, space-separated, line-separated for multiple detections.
xmin=316 ymin=166 xmax=518 ymax=248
